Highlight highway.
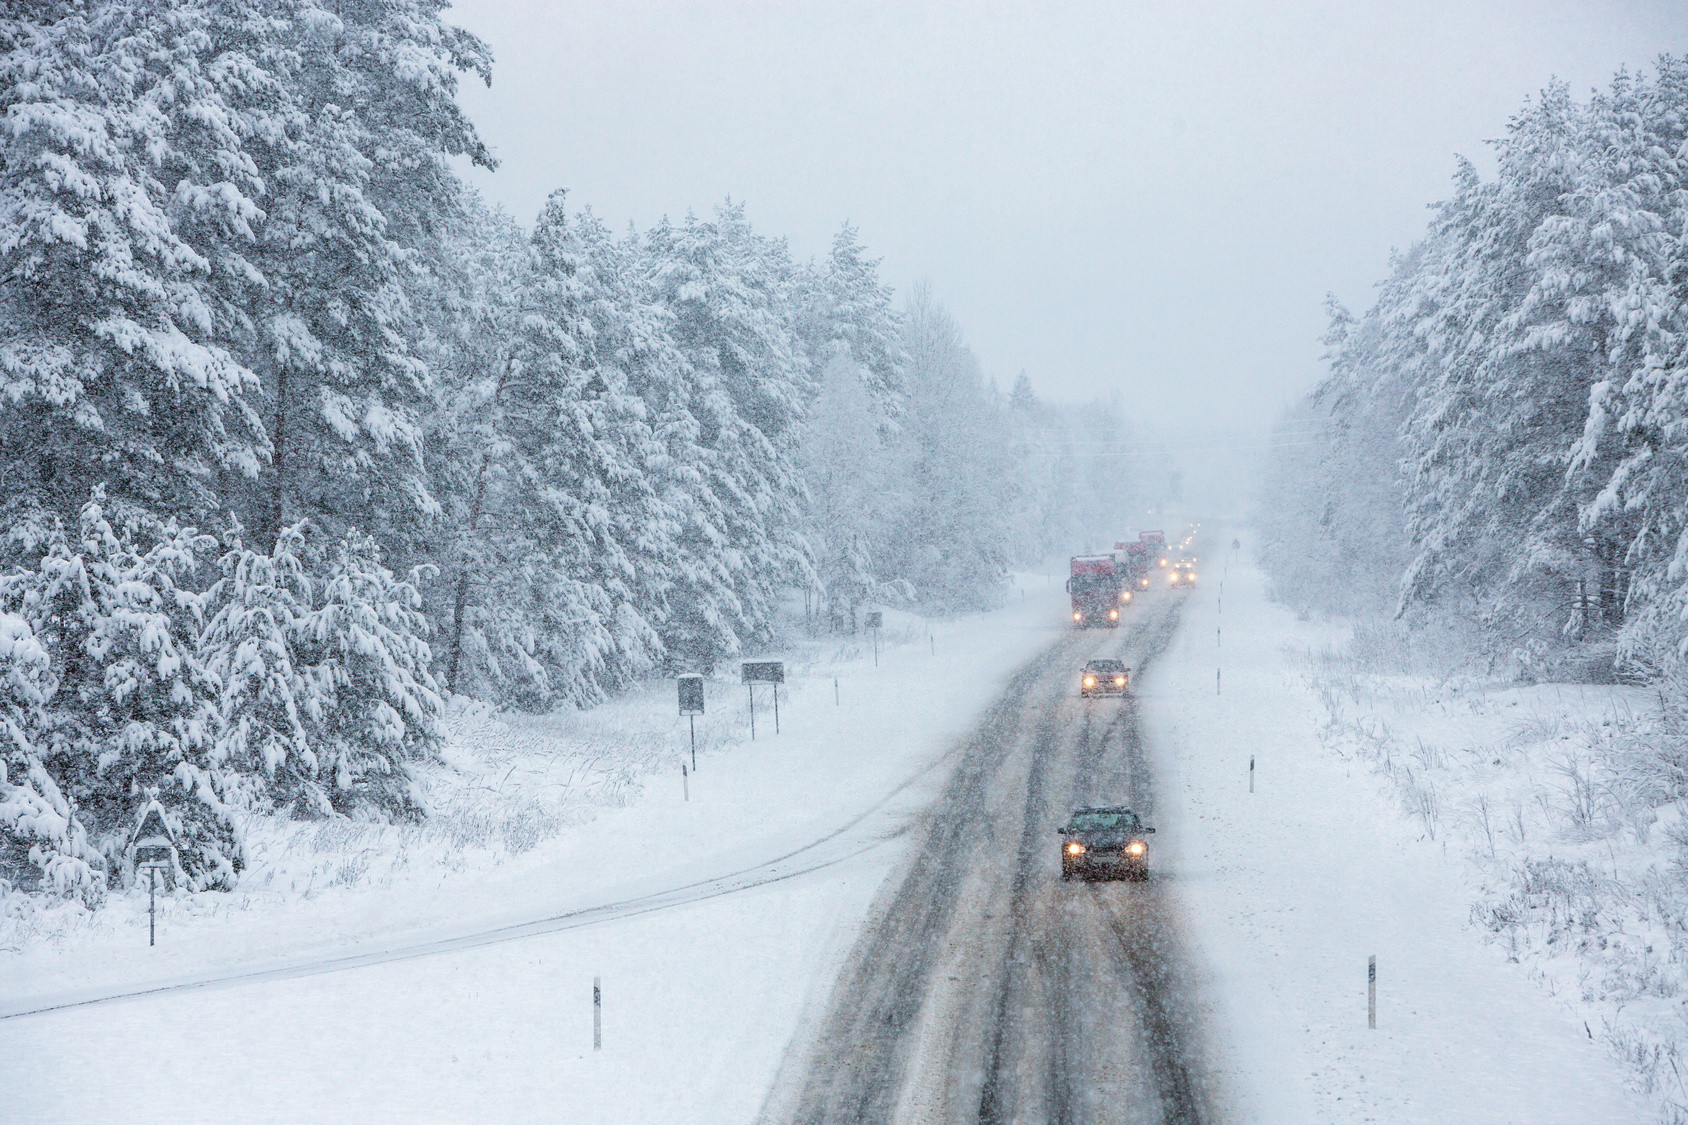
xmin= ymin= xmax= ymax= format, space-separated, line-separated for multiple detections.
xmin=763 ymin=591 xmax=1218 ymax=1125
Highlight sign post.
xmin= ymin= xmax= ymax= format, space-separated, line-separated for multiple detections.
xmin=678 ymin=674 xmax=704 ymax=771
xmin=127 ymin=793 xmax=178 ymax=948
xmin=741 ymin=661 xmax=785 ymax=738
xmin=866 ymin=611 xmax=882 ymax=667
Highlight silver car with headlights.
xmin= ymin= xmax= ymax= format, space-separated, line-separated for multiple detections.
xmin=1058 ymin=806 xmax=1155 ymax=880
xmin=1080 ymin=659 xmax=1129 ymax=698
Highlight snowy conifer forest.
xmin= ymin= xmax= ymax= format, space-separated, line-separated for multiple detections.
xmin=0 ymin=3 xmax=1140 ymax=908
xmin=1261 ymin=58 xmax=1688 ymax=683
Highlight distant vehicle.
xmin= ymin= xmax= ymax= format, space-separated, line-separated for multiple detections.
xmin=1080 ymin=658 xmax=1129 ymax=698
xmin=1168 ymin=559 xmax=1197 ymax=586
xmin=1058 ymin=806 xmax=1156 ymax=881
xmin=1068 ymin=554 xmax=1129 ymax=627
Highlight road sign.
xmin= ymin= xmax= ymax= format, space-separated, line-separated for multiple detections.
xmin=128 ymin=798 xmax=177 ymax=869
xmin=741 ymin=661 xmax=784 ymax=684
xmin=741 ymin=662 xmax=784 ymax=738
xmin=678 ymin=674 xmax=705 ymax=715
xmin=127 ymin=795 xmax=178 ymax=948
xmin=865 ymin=611 xmax=882 ymax=628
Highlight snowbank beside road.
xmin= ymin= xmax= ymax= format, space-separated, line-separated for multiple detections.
xmin=1141 ymin=552 xmax=1652 ymax=1123
xmin=2 ymin=576 xmax=1070 ymax=1124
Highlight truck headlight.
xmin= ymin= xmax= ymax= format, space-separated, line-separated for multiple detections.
xmin=1073 ymin=612 xmax=1082 ymax=621
xmin=1066 ymin=842 xmax=1085 ymax=855
xmin=1128 ymin=841 xmax=1145 ymax=856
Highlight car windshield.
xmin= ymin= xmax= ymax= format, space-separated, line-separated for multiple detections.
xmin=1086 ymin=661 xmax=1123 ymax=673
xmin=1068 ymin=810 xmax=1140 ymax=831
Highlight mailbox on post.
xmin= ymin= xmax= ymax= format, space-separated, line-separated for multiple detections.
xmin=741 ymin=661 xmax=784 ymax=738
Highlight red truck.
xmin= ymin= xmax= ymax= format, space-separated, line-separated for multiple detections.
xmin=1068 ymin=553 xmax=1132 ymax=627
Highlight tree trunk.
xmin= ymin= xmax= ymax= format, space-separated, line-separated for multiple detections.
xmin=445 ymin=353 xmax=516 ymax=695
xmin=267 ymin=362 xmax=288 ymax=545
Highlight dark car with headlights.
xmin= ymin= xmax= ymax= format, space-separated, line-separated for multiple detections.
xmin=1058 ymin=806 xmax=1155 ymax=880
xmin=1080 ymin=659 xmax=1129 ymax=698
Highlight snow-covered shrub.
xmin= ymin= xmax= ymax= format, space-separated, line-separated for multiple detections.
xmin=0 ymin=493 xmax=240 ymax=891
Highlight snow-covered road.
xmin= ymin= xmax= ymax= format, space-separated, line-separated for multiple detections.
xmin=765 ymin=592 xmax=1217 ymax=1125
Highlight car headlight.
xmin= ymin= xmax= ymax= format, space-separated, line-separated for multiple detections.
xmin=1115 ymin=676 xmax=1126 ymax=686
xmin=1084 ymin=676 xmax=1096 ymax=687
xmin=1066 ymin=842 xmax=1085 ymax=855
xmin=1109 ymin=609 xmax=1118 ymax=619
xmin=1121 ymin=591 xmax=1132 ymax=601
xmin=1073 ymin=611 xmax=1082 ymax=621
xmin=1128 ymin=841 xmax=1145 ymax=856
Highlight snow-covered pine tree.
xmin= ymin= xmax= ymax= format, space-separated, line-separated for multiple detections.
xmin=642 ymin=203 xmax=814 ymax=669
xmin=1393 ymin=92 xmax=1603 ymax=667
xmin=0 ymin=610 xmax=104 ymax=904
xmin=0 ymin=492 xmax=239 ymax=890
xmin=199 ymin=524 xmax=317 ymax=812
xmin=453 ymin=191 xmax=669 ymax=708
xmin=794 ymin=223 xmax=911 ymax=629
xmin=410 ymin=190 xmax=533 ymax=697
xmin=1554 ymin=60 xmax=1688 ymax=665
xmin=0 ymin=2 xmax=267 ymax=563
xmin=212 ymin=0 xmax=495 ymax=548
xmin=880 ymin=284 xmax=1012 ymax=611
xmin=290 ymin=532 xmax=442 ymax=818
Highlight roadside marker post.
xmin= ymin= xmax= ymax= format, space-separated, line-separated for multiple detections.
xmin=678 ymin=674 xmax=704 ymax=772
xmin=681 ymin=760 xmax=688 ymax=801
xmin=834 ymin=677 xmax=839 ymax=705
xmin=742 ymin=662 xmax=785 ymax=738
xmin=1368 ymin=956 xmax=1377 ymax=1029
xmin=1217 ymin=667 xmax=1222 ymax=696
xmin=1249 ymin=755 xmax=1255 ymax=793
xmin=594 ymin=976 xmax=602 ymax=1050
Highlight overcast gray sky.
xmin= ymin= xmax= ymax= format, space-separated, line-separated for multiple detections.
xmin=445 ymin=0 xmax=1688 ymax=445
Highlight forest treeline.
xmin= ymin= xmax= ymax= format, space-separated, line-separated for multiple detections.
xmin=0 ymin=2 xmax=1142 ymax=903
xmin=1260 ymin=57 xmax=1688 ymax=681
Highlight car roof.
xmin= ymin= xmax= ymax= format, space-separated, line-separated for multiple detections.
xmin=1072 ymin=805 xmax=1133 ymax=815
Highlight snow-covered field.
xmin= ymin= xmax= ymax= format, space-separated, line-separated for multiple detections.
xmin=1143 ymin=548 xmax=1655 ymax=1123
xmin=0 ymin=576 xmax=1072 ymax=1124
xmin=7 ymin=550 xmax=1670 ymax=1124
